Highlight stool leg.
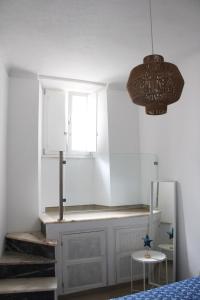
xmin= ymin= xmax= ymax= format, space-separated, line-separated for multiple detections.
xmin=148 ymin=263 xmax=151 ymax=286
xmin=165 ymin=259 xmax=168 ymax=284
xmin=143 ymin=263 xmax=146 ymax=291
xmin=158 ymin=262 xmax=161 ymax=284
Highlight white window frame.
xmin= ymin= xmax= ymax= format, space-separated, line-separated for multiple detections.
xmin=42 ymin=89 xmax=97 ymax=159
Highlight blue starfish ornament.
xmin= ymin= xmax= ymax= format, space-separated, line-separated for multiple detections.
xmin=167 ymin=228 xmax=174 ymax=240
xmin=142 ymin=234 xmax=153 ymax=248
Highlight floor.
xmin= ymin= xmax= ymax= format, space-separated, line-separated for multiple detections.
xmin=58 ymin=265 xmax=172 ymax=300
xmin=58 ymin=282 xmax=143 ymax=300
xmin=58 ymin=262 xmax=172 ymax=300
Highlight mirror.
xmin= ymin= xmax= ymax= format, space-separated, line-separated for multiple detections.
xmin=151 ymin=181 xmax=176 ymax=283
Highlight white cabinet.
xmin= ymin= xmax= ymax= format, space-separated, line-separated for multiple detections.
xmin=61 ymin=230 xmax=107 ymax=293
xmin=115 ymin=226 xmax=147 ymax=283
xmin=45 ymin=213 xmax=160 ymax=295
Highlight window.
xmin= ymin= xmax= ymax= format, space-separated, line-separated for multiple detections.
xmin=68 ymin=93 xmax=97 ymax=153
xmin=43 ymin=89 xmax=97 ymax=156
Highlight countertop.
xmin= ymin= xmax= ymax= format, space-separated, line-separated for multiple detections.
xmin=40 ymin=205 xmax=159 ymax=224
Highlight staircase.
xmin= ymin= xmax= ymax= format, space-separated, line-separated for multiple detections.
xmin=0 ymin=232 xmax=57 ymax=299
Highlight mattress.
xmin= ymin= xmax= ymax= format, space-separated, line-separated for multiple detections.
xmin=111 ymin=277 xmax=200 ymax=300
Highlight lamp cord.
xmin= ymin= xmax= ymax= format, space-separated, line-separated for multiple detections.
xmin=149 ymin=0 xmax=154 ymax=54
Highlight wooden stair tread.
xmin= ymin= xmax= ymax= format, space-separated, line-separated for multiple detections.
xmin=6 ymin=232 xmax=57 ymax=247
xmin=0 ymin=277 xmax=57 ymax=294
xmin=0 ymin=251 xmax=56 ymax=265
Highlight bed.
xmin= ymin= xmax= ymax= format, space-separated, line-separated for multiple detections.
xmin=111 ymin=277 xmax=200 ymax=300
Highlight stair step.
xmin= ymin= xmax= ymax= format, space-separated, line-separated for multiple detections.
xmin=5 ymin=233 xmax=56 ymax=259
xmin=0 ymin=277 xmax=57 ymax=294
xmin=6 ymin=232 xmax=57 ymax=247
xmin=0 ymin=251 xmax=55 ymax=279
xmin=0 ymin=251 xmax=56 ymax=265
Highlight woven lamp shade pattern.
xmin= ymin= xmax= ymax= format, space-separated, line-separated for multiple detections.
xmin=127 ymin=54 xmax=184 ymax=115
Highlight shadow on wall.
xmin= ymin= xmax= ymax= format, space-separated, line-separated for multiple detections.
xmin=8 ymin=67 xmax=37 ymax=78
xmin=176 ymin=182 xmax=189 ymax=280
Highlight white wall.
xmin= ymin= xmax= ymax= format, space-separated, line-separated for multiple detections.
xmin=38 ymin=83 xmax=43 ymax=214
xmin=107 ymin=88 xmax=141 ymax=206
xmin=0 ymin=58 xmax=8 ymax=254
xmin=106 ymin=88 xmax=157 ymax=206
xmin=140 ymin=154 xmax=158 ymax=205
xmin=42 ymin=157 xmax=95 ymax=209
xmin=41 ymin=87 xmax=112 ymax=209
xmin=107 ymin=88 xmax=140 ymax=154
xmin=109 ymin=154 xmax=141 ymax=206
xmin=94 ymin=88 xmax=111 ymax=206
xmin=7 ymin=74 xmax=40 ymax=232
xmin=138 ymin=53 xmax=200 ymax=279
xmin=41 ymin=87 xmax=156 ymax=208
xmin=41 ymin=88 xmax=110 ymax=209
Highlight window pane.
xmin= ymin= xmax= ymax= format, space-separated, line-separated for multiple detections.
xmin=71 ymin=95 xmax=87 ymax=152
xmin=71 ymin=93 xmax=96 ymax=152
xmin=87 ymin=93 xmax=97 ymax=152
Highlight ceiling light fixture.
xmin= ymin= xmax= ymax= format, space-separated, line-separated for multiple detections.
xmin=127 ymin=0 xmax=184 ymax=115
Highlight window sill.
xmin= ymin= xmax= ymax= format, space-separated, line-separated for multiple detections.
xmin=42 ymin=153 xmax=95 ymax=159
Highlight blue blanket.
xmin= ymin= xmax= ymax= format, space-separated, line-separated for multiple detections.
xmin=111 ymin=277 xmax=200 ymax=300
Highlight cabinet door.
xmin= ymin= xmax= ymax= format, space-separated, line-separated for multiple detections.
xmin=62 ymin=230 xmax=107 ymax=293
xmin=115 ymin=226 xmax=147 ymax=283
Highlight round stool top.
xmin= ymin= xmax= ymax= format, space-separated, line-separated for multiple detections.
xmin=131 ymin=250 xmax=166 ymax=263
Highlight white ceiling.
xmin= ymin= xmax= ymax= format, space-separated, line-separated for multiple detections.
xmin=0 ymin=0 xmax=200 ymax=87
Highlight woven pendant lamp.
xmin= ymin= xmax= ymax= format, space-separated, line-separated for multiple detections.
xmin=127 ymin=1 xmax=184 ymax=115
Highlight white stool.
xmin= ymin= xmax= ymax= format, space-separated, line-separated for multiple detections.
xmin=131 ymin=250 xmax=168 ymax=291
